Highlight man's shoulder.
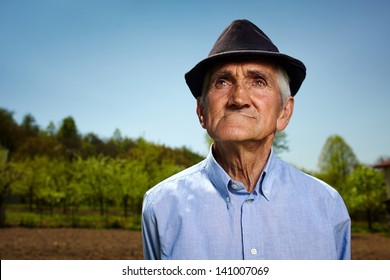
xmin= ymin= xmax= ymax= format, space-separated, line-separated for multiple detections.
xmin=144 ymin=159 xmax=207 ymax=201
xmin=159 ymin=159 xmax=207 ymax=186
xmin=274 ymin=156 xmax=341 ymax=198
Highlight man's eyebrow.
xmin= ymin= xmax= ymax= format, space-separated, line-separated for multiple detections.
xmin=246 ymin=69 xmax=272 ymax=79
xmin=210 ymin=70 xmax=233 ymax=80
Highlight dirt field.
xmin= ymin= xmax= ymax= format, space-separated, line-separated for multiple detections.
xmin=0 ymin=228 xmax=389 ymax=260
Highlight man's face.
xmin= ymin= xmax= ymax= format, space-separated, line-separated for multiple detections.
xmin=196 ymin=61 xmax=294 ymax=144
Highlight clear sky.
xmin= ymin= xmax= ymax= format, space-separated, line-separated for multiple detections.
xmin=1 ymin=0 xmax=389 ymax=171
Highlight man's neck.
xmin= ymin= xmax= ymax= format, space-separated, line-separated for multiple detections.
xmin=212 ymin=138 xmax=273 ymax=192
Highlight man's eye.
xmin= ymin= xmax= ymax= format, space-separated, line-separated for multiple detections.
xmin=215 ymin=79 xmax=229 ymax=88
xmin=254 ymin=78 xmax=266 ymax=87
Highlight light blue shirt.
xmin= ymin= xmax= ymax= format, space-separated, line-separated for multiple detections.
xmin=142 ymin=149 xmax=351 ymax=260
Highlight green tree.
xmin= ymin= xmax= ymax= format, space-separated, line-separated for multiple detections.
xmin=0 ymin=108 xmax=21 ymax=157
xmin=12 ymin=157 xmax=47 ymax=211
xmin=20 ymin=113 xmax=40 ymax=139
xmin=17 ymin=113 xmax=41 ymax=158
xmin=318 ymin=135 xmax=358 ymax=193
xmin=81 ymin=133 xmax=105 ymax=158
xmin=112 ymin=128 xmax=123 ymax=143
xmin=13 ymin=157 xmax=67 ymax=214
xmin=34 ymin=159 xmax=67 ymax=214
xmin=57 ymin=116 xmax=81 ymax=159
xmin=45 ymin=121 xmax=56 ymax=136
xmin=113 ymin=159 xmax=149 ymax=217
xmin=75 ymin=156 xmax=114 ymax=216
xmin=16 ymin=133 xmax=63 ymax=160
xmin=348 ymin=165 xmax=387 ymax=230
xmin=0 ymin=148 xmax=21 ymax=227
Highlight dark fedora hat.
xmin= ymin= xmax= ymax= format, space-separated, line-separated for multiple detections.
xmin=185 ymin=19 xmax=306 ymax=98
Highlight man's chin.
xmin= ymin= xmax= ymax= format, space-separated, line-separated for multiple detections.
xmin=214 ymin=133 xmax=256 ymax=143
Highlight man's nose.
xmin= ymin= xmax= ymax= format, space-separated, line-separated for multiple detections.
xmin=227 ymin=82 xmax=251 ymax=109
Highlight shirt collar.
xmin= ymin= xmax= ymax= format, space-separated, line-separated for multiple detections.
xmin=259 ymin=148 xmax=274 ymax=201
xmin=205 ymin=146 xmax=232 ymax=206
xmin=205 ymin=145 xmax=276 ymax=204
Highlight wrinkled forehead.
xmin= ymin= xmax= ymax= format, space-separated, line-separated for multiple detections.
xmin=208 ymin=58 xmax=279 ymax=78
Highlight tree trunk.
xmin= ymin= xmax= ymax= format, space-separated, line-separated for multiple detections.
xmin=385 ymin=199 xmax=390 ymax=232
xmin=367 ymin=208 xmax=373 ymax=231
xmin=0 ymin=182 xmax=11 ymax=228
xmin=123 ymin=196 xmax=128 ymax=218
xmin=99 ymin=196 xmax=104 ymax=216
xmin=28 ymin=185 xmax=34 ymax=212
xmin=0 ymin=193 xmax=6 ymax=227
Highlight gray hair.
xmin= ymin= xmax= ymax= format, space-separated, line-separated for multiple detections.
xmin=200 ymin=63 xmax=291 ymax=107
xmin=276 ymin=65 xmax=291 ymax=106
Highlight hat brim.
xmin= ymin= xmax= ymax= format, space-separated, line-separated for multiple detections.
xmin=185 ymin=50 xmax=306 ymax=98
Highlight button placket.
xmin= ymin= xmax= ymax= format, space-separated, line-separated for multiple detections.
xmin=241 ymin=195 xmax=260 ymax=259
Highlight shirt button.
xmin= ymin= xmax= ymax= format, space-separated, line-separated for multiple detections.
xmin=246 ymin=199 xmax=253 ymax=204
xmin=231 ymin=184 xmax=238 ymax=190
xmin=226 ymin=196 xmax=230 ymax=202
xmin=250 ymin=248 xmax=257 ymax=255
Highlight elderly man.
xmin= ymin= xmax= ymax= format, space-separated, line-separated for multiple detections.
xmin=142 ymin=19 xmax=351 ymax=260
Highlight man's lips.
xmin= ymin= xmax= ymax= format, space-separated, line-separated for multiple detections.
xmin=224 ymin=110 xmax=256 ymax=119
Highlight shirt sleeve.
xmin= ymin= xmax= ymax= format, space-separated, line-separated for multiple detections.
xmin=141 ymin=192 xmax=161 ymax=260
xmin=333 ymin=193 xmax=352 ymax=260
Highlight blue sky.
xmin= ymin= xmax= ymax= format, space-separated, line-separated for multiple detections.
xmin=1 ymin=0 xmax=389 ymax=171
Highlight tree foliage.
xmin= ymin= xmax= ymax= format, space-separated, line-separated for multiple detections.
xmin=57 ymin=116 xmax=81 ymax=159
xmin=0 ymin=148 xmax=21 ymax=227
xmin=317 ymin=135 xmax=388 ymax=231
xmin=0 ymin=107 xmax=204 ymax=227
xmin=318 ymin=135 xmax=358 ymax=192
xmin=4 ymin=107 xmax=388 ymax=231
xmin=347 ymin=165 xmax=387 ymax=230
xmin=0 ymin=109 xmax=21 ymax=155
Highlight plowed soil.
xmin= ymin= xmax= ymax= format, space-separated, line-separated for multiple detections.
xmin=0 ymin=228 xmax=389 ymax=260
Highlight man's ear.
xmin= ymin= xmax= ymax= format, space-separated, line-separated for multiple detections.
xmin=196 ymin=97 xmax=206 ymax=128
xmin=276 ymin=97 xmax=294 ymax=131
